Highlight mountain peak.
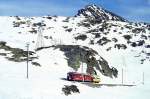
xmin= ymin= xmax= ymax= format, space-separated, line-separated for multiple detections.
xmin=76 ymin=4 xmax=127 ymax=22
xmin=86 ymin=4 xmax=103 ymax=10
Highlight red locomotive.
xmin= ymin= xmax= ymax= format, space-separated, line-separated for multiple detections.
xmin=67 ymin=72 xmax=99 ymax=82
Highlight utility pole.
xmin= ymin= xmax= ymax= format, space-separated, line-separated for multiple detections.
xmin=80 ymin=48 xmax=84 ymax=82
xmin=121 ymin=56 xmax=126 ymax=85
xmin=35 ymin=23 xmax=45 ymax=50
xmin=81 ymin=53 xmax=83 ymax=74
xmin=26 ymin=43 xmax=29 ymax=79
xmin=142 ymin=72 xmax=144 ymax=85
xmin=122 ymin=68 xmax=123 ymax=85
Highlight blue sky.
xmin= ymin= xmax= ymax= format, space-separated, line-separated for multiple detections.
xmin=0 ymin=0 xmax=150 ymax=22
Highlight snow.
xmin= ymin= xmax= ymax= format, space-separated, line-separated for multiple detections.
xmin=0 ymin=16 xmax=150 ymax=99
xmin=0 ymin=47 xmax=149 ymax=99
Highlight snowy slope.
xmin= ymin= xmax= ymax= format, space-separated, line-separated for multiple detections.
xmin=0 ymin=4 xmax=150 ymax=99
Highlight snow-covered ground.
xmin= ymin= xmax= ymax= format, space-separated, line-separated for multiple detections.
xmin=0 ymin=48 xmax=150 ymax=99
xmin=0 ymin=15 xmax=150 ymax=99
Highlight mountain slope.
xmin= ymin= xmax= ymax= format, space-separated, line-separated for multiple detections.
xmin=76 ymin=4 xmax=127 ymax=22
xmin=0 ymin=4 xmax=150 ymax=99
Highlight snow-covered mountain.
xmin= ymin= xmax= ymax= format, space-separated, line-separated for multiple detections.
xmin=0 ymin=4 xmax=150 ymax=99
xmin=76 ymin=4 xmax=127 ymax=22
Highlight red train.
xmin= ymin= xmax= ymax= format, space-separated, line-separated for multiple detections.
xmin=67 ymin=72 xmax=100 ymax=83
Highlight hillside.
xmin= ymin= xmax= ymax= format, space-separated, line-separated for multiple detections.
xmin=0 ymin=4 xmax=150 ymax=99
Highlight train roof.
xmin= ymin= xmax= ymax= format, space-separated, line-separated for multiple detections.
xmin=67 ymin=72 xmax=90 ymax=75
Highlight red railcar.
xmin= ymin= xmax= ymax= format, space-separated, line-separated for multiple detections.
xmin=67 ymin=72 xmax=93 ymax=82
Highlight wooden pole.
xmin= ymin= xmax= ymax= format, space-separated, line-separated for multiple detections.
xmin=80 ymin=48 xmax=84 ymax=82
xmin=142 ymin=72 xmax=144 ymax=85
xmin=121 ymin=56 xmax=126 ymax=85
xmin=26 ymin=43 xmax=29 ymax=79
xmin=122 ymin=68 xmax=123 ymax=85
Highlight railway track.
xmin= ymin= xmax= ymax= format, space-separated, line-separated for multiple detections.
xmin=81 ymin=82 xmax=136 ymax=88
xmin=61 ymin=78 xmax=136 ymax=88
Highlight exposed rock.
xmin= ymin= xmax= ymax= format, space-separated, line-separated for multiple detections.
xmin=76 ymin=4 xmax=126 ymax=22
xmin=75 ymin=34 xmax=87 ymax=41
xmin=62 ymin=85 xmax=80 ymax=96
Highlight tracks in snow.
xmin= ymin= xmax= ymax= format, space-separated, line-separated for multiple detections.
xmin=81 ymin=82 xmax=136 ymax=88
